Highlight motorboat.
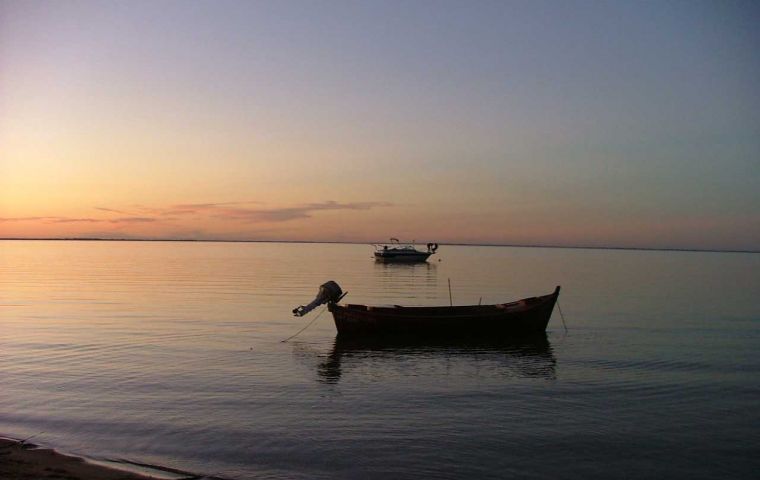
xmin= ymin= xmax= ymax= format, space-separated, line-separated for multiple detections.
xmin=373 ymin=238 xmax=438 ymax=263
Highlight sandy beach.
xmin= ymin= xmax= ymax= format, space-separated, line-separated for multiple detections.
xmin=0 ymin=438 xmax=198 ymax=480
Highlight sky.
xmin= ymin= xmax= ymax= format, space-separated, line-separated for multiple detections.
xmin=1 ymin=0 xmax=758 ymax=250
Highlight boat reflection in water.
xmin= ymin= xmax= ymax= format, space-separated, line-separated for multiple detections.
xmin=317 ymin=333 xmax=556 ymax=384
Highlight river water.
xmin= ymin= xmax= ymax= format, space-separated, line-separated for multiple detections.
xmin=1 ymin=240 xmax=758 ymax=479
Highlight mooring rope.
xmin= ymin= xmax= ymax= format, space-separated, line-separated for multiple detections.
xmin=280 ymin=305 xmax=328 ymax=343
xmin=557 ymin=299 xmax=568 ymax=332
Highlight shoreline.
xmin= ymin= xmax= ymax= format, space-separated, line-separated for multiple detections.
xmin=0 ymin=437 xmax=218 ymax=480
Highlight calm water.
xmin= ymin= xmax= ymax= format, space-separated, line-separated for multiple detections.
xmin=1 ymin=241 xmax=758 ymax=479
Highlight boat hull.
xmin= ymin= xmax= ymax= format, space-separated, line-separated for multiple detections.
xmin=328 ymin=287 xmax=560 ymax=337
xmin=373 ymin=252 xmax=432 ymax=263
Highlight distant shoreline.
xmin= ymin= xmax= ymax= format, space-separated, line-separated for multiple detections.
xmin=1 ymin=237 xmax=757 ymax=254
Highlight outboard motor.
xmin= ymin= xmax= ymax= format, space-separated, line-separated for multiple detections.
xmin=426 ymin=242 xmax=439 ymax=253
xmin=292 ymin=281 xmax=344 ymax=317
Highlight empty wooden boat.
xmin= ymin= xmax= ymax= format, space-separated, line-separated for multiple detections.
xmin=293 ymin=281 xmax=560 ymax=337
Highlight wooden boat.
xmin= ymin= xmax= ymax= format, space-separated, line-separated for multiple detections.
xmin=373 ymin=238 xmax=438 ymax=263
xmin=293 ymin=281 xmax=560 ymax=337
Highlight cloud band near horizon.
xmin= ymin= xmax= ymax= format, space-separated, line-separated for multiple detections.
xmin=0 ymin=200 xmax=394 ymax=226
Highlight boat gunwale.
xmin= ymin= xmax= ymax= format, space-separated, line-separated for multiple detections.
xmin=329 ymin=288 xmax=559 ymax=318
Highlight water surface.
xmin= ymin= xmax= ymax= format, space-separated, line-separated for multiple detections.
xmin=1 ymin=241 xmax=758 ymax=479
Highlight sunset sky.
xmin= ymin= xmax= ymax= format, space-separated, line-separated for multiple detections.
xmin=1 ymin=1 xmax=758 ymax=250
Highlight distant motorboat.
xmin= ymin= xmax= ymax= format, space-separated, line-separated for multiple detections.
xmin=293 ymin=281 xmax=560 ymax=338
xmin=373 ymin=238 xmax=439 ymax=263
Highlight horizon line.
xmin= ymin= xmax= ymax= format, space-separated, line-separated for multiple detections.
xmin=1 ymin=237 xmax=757 ymax=254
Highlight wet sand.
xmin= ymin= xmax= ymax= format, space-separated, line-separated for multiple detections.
xmin=0 ymin=438 xmax=198 ymax=480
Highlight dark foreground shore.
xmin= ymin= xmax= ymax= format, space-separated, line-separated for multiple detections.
xmin=0 ymin=438 xmax=202 ymax=480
